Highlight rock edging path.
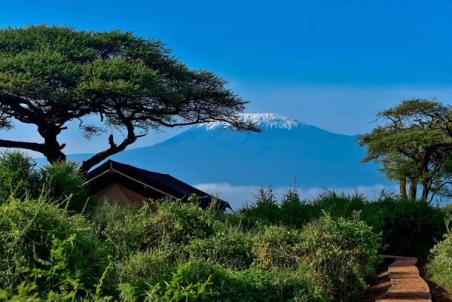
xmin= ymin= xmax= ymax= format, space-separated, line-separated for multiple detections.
xmin=376 ymin=255 xmax=431 ymax=302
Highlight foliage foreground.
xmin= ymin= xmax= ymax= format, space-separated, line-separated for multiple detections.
xmin=0 ymin=196 xmax=381 ymax=302
xmin=427 ymin=218 xmax=452 ymax=297
xmin=0 ymin=152 xmax=448 ymax=301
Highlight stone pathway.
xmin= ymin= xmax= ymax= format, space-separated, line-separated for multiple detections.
xmin=376 ymin=256 xmax=431 ymax=302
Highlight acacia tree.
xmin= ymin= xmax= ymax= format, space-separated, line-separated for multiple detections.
xmin=0 ymin=26 xmax=256 ymax=173
xmin=359 ymin=99 xmax=452 ymax=202
xmin=378 ymin=153 xmax=420 ymax=200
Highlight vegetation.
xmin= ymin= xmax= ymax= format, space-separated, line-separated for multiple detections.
xmin=0 ymin=198 xmax=109 ymax=299
xmin=359 ymin=99 xmax=452 ymax=201
xmin=0 ymin=151 xmax=40 ymax=202
xmin=427 ymin=217 xmax=452 ymax=296
xmin=0 ymin=25 xmax=257 ymax=173
xmin=241 ymin=190 xmax=446 ymax=257
xmin=0 ymin=197 xmax=381 ymax=301
xmin=0 ymin=152 xmax=386 ymax=301
xmin=0 ymin=151 xmax=89 ymax=211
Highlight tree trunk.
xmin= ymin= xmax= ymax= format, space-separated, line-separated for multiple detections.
xmin=42 ymin=147 xmax=66 ymax=164
xmin=399 ymin=177 xmax=408 ymax=199
xmin=419 ymin=149 xmax=433 ymax=203
xmin=409 ymin=177 xmax=417 ymax=200
xmin=39 ymin=125 xmax=66 ymax=164
xmin=421 ymin=179 xmax=432 ymax=203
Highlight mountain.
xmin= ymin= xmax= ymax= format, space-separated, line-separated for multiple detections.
xmin=35 ymin=113 xmax=389 ymax=207
xmin=100 ymin=113 xmax=388 ymax=188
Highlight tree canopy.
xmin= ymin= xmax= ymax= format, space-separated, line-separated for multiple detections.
xmin=0 ymin=26 xmax=256 ymax=172
xmin=359 ymin=99 xmax=452 ymax=202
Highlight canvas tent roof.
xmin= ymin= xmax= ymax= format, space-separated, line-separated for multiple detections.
xmin=85 ymin=160 xmax=231 ymax=210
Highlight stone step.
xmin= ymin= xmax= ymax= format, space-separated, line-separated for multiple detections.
xmin=376 ymin=256 xmax=432 ymax=302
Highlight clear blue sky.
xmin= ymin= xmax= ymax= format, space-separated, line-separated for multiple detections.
xmin=1 ymin=0 xmax=452 ymax=152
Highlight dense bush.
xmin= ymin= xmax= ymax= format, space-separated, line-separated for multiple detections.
xmin=187 ymin=227 xmax=254 ymax=270
xmin=427 ymin=223 xmax=452 ymax=294
xmin=299 ymin=213 xmax=380 ymax=301
xmin=92 ymin=201 xmax=217 ymax=257
xmin=442 ymin=203 xmax=452 ymax=216
xmin=241 ymin=189 xmax=446 ymax=257
xmin=135 ymin=260 xmax=323 ymax=302
xmin=312 ymin=193 xmax=445 ymax=257
xmin=252 ymin=225 xmax=302 ymax=269
xmin=0 ymin=198 xmax=109 ymax=298
xmin=91 ymin=202 xmax=154 ymax=257
xmin=147 ymin=201 xmax=217 ymax=246
xmin=0 ymin=183 xmax=385 ymax=301
xmin=241 ymin=189 xmax=314 ymax=229
xmin=40 ymin=161 xmax=91 ymax=212
xmin=116 ymin=247 xmax=179 ymax=297
xmin=0 ymin=152 xmax=91 ymax=213
xmin=0 ymin=151 xmax=40 ymax=203
xmin=363 ymin=198 xmax=445 ymax=257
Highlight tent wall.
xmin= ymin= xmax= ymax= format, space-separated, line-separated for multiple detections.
xmin=94 ymin=182 xmax=157 ymax=210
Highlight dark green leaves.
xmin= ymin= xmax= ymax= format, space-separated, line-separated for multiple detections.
xmin=0 ymin=26 xmax=253 ymax=171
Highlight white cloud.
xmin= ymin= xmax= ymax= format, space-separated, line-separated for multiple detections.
xmin=194 ymin=183 xmax=396 ymax=210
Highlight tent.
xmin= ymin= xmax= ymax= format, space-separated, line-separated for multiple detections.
xmin=85 ymin=160 xmax=231 ymax=210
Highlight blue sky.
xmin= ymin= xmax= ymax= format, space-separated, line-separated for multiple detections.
xmin=1 ymin=0 xmax=452 ymax=152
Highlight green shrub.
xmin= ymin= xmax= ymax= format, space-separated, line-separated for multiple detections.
xmin=229 ymin=266 xmax=323 ymax=302
xmin=242 ymin=189 xmax=446 ymax=257
xmin=0 ymin=282 xmax=41 ymax=302
xmin=313 ymin=194 xmax=446 ymax=257
xmin=140 ymin=260 xmax=324 ymax=302
xmin=279 ymin=190 xmax=317 ymax=228
xmin=117 ymin=248 xmax=180 ymax=297
xmin=299 ymin=213 xmax=380 ymax=301
xmin=240 ymin=187 xmax=282 ymax=227
xmin=187 ymin=227 xmax=254 ymax=270
xmin=91 ymin=202 xmax=153 ymax=257
xmin=0 ymin=151 xmax=39 ymax=203
xmin=252 ymin=225 xmax=302 ymax=269
xmin=148 ymin=202 xmax=216 ymax=246
xmin=362 ymin=199 xmax=445 ymax=257
xmin=441 ymin=203 xmax=452 ymax=217
xmin=313 ymin=191 xmax=367 ymax=218
xmin=0 ymin=152 xmax=92 ymax=214
xmin=40 ymin=161 xmax=90 ymax=213
xmin=0 ymin=193 xmax=385 ymax=301
xmin=0 ymin=197 xmax=109 ymax=297
xmin=428 ymin=231 xmax=452 ymax=294
xmin=92 ymin=201 xmax=218 ymax=259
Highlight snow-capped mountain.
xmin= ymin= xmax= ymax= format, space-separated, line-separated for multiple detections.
xmin=202 ymin=113 xmax=304 ymax=130
xmin=103 ymin=112 xmax=386 ymax=189
xmin=46 ymin=112 xmax=388 ymax=207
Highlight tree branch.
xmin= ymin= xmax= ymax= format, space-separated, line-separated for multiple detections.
xmin=0 ymin=92 xmax=42 ymax=125
xmin=80 ymin=107 xmax=142 ymax=173
xmin=0 ymin=138 xmax=44 ymax=152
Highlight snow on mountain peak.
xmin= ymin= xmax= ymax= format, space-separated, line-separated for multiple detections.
xmin=201 ymin=113 xmax=304 ymax=130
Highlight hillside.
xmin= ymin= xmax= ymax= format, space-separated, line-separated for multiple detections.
xmin=109 ymin=113 xmax=386 ymax=187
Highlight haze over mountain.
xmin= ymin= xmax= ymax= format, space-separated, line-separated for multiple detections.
xmin=57 ymin=113 xmax=389 ymax=208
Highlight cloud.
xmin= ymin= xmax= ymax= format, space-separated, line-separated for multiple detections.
xmin=194 ymin=183 xmax=396 ymax=210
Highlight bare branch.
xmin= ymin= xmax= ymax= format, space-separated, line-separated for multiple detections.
xmin=0 ymin=139 xmax=44 ymax=153
xmin=80 ymin=107 xmax=141 ymax=173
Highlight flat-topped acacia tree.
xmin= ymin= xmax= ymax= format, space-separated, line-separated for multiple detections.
xmin=359 ymin=99 xmax=452 ymax=201
xmin=0 ymin=26 xmax=256 ymax=173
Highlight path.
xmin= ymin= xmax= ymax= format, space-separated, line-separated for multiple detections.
xmin=376 ymin=255 xmax=431 ymax=302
